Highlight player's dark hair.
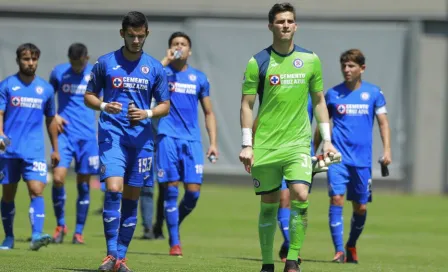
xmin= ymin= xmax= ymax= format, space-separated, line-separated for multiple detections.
xmin=268 ymin=2 xmax=296 ymax=24
xmin=68 ymin=43 xmax=88 ymax=60
xmin=168 ymin=32 xmax=192 ymax=48
xmin=340 ymin=49 xmax=365 ymax=66
xmin=16 ymin=43 xmax=40 ymax=59
xmin=122 ymin=11 xmax=148 ymax=31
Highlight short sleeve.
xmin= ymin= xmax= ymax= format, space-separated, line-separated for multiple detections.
xmin=375 ymin=88 xmax=386 ymax=108
xmin=309 ymin=53 xmax=324 ymax=93
xmin=198 ymin=76 xmax=210 ymax=99
xmin=86 ymin=60 xmax=105 ymax=95
xmin=242 ymin=57 xmax=259 ymax=95
xmin=152 ymin=66 xmax=169 ymax=103
xmin=0 ymin=80 xmax=8 ymax=111
xmin=49 ymin=68 xmax=60 ymax=92
xmin=45 ymin=85 xmax=56 ymax=117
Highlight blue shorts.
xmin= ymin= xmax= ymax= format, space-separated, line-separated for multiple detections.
xmin=57 ymin=133 xmax=99 ymax=175
xmin=327 ymin=163 xmax=372 ymax=204
xmin=156 ymin=135 xmax=203 ymax=184
xmin=99 ymin=141 xmax=153 ymax=188
xmin=0 ymin=158 xmax=47 ymax=184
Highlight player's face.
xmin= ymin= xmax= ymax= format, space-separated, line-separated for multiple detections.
xmin=17 ymin=50 xmax=38 ymax=76
xmin=120 ymin=26 xmax=149 ymax=54
xmin=170 ymin=37 xmax=191 ymax=60
xmin=269 ymin=12 xmax=297 ymax=42
xmin=70 ymin=56 xmax=89 ymax=73
xmin=341 ymin=61 xmax=365 ymax=82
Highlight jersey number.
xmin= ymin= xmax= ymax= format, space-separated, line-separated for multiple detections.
xmin=300 ymin=154 xmax=311 ymax=169
xmin=88 ymin=156 xmax=99 ymax=170
xmin=32 ymin=161 xmax=47 ymax=173
xmin=195 ymin=164 xmax=203 ymax=174
xmin=138 ymin=157 xmax=152 ymax=173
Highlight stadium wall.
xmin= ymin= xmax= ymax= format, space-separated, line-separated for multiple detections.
xmin=0 ymin=4 xmax=445 ymax=193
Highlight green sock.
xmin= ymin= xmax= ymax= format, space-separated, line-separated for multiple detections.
xmin=287 ymin=200 xmax=309 ymax=261
xmin=259 ymin=202 xmax=279 ymax=264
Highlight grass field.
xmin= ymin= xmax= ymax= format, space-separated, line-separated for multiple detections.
xmin=0 ymin=176 xmax=447 ymax=272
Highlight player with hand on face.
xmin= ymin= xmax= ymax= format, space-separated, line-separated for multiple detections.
xmin=313 ymin=49 xmax=391 ymax=264
xmin=0 ymin=43 xmax=60 ymax=251
xmin=84 ymin=11 xmax=170 ymax=272
xmin=155 ymin=31 xmax=218 ymax=256
xmin=49 ymin=43 xmax=100 ymax=245
xmin=239 ymin=3 xmax=340 ymax=272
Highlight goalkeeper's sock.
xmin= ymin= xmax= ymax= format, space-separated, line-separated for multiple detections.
xmin=346 ymin=211 xmax=367 ymax=247
xmin=287 ymin=200 xmax=308 ymax=260
xmin=329 ymin=205 xmax=344 ymax=252
xmin=259 ymin=202 xmax=278 ymax=265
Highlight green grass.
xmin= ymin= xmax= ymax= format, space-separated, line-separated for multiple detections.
xmin=0 ymin=177 xmax=447 ymax=271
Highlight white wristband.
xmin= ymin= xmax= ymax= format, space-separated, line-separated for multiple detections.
xmin=242 ymin=128 xmax=252 ymax=146
xmin=145 ymin=110 xmax=153 ymax=119
xmin=319 ymin=122 xmax=331 ymax=142
xmin=100 ymin=102 xmax=107 ymax=112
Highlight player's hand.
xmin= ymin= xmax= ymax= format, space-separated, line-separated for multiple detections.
xmin=206 ymin=145 xmax=219 ymax=164
xmin=51 ymin=151 xmax=60 ymax=168
xmin=128 ymin=107 xmax=149 ymax=121
xmin=381 ymin=149 xmax=392 ymax=165
xmin=161 ymin=49 xmax=176 ymax=65
xmin=55 ymin=114 xmax=68 ymax=134
xmin=0 ymin=135 xmax=9 ymax=152
xmin=239 ymin=146 xmax=254 ymax=173
xmin=104 ymin=102 xmax=123 ymax=114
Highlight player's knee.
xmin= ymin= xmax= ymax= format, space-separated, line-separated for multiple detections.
xmin=354 ymin=204 xmax=367 ymax=215
xmin=183 ymin=190 xmax=200 ymax=209
xmin=330 ymin=195 xmax=344 ymax=206
xmin=52 ymin=175 xmax=65 ymax=188
xmin=29 ymin=190 xmax=43 ymax=198
xmin=290 ymin=187 xmax=309 ymax=202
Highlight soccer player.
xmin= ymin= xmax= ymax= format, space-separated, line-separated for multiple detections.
xmin=84 ymin=11 xmax=170 ymax=272
xmin=239 ymin=3 xmax=340 ymax=272
xmin=156 ymin=31 xmax=218 ymax=256
xmin=49 ymin=43 xmax=99 ymax=245
xmin=313 ymin=49 xmax=391 ymax=264
xmin=0 ymin=43 xmax=60 ymax=250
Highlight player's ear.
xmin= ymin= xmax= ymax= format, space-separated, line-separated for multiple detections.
xmin=360 ymin=64 xmax=366 ymax=74
xmin=119 ymin=29 xmax=125 ymax=38
xmin=146 ymin=29 xmax=150 ymax=37
xmin=15 ymin=58 xmax=19 ymax=65
xmin=188 ymin=50 xmax=192 ymax=56
xmin=268 ymin=23 xmax=273 ymax=32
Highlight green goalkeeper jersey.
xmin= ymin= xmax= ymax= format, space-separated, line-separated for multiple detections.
xmin=242 ymin=45 xmax=323 ymax=149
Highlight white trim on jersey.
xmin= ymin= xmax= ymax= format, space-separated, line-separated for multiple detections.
xmin=375 ymin=106 xmax=387 ymax=115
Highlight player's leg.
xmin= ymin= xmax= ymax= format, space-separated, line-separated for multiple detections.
xmin=152 ymin=180 xmax=166 ymax=239
xmin=278 ymin=179 xmax=290 ymax=262
xmin=51 ymin=133 xmax=72 ymax=243
xmin=139 ymin=185 xmax=154 ymax=239
xmin=156 ymin=135 xmax=182 ymax=255
xmin=345 ymin=166 xmax=371 ymax=264
xmin=0 ymin=158 xmax=20 ymax=250
xmin=97 ymin=141 xmax=126 ymax=271
xmin=23 ymin=158 xmax=52 ymax=251
xmin=114 ymin=147 xmax=153 ymax=271
xmin=178 ymin=140 xmax=203 ymax=226
xmin=72 ymin=139 xmax=99 ymax=244
xmin=327 ymin=163 xmax=349 ymax=263
xmin=283 ymin=149 xmax=313 ymax=272
xmin=251 ymin=148 xmax=283 ymax=272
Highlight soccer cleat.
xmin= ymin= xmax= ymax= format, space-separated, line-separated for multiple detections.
xmin=98 ymin=255 xmax=116 ymax=272
xmin=0 ymin=236 xmax=14 ymax=250
xmin=345 ymin=246 xmax=359 ymax=264
xmin=169 ymin=245 xmax=183 ymax=256
xmin=72 ymin=233 xmax=85 ymax=244
xmin=283 ymin=260 xmax=300 ymax=272
xmin=152 ymin=224 xmax=165 ymax=240
xmin=141 ymin=228 xmax=154 ymax=240
xmin=52 ymin=225 xmax=67 ymax=244
xmin=29 ymin=234 xmax=52 ymax=251
xmin=260 ymin=264 xmax=274 ymax=272
xmin=332 ymin=251 xmax=345 ymax=263
xmin=114 ymin=258 xmax=133 ymax=272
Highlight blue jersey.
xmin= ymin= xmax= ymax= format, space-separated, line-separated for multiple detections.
xmin=0 ymin=74 xmax=55 ymax=159
xmin=49 ymin=63 xmax=97 ymax=140
xmin=87 ymin=48 xmax=169 ymax=149
xmin=157 ymin=65 xmax=210 ymax=141
xmin=326 ymin=81 xmax=386 ymax=167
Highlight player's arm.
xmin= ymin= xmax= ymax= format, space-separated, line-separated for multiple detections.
xmin=84 ymin=60 xmax=122 ymax=114
xmin=45 ymin=88 xmax=60 ymax=168
xmin=0 ymin=82 xmax=8 ymax=150
xmin=375 ymin=93 xmax=391 ymax=165
xmin=160 ymin=49 xmax=175 ymax=67
xmin=140 ymin=65 xmax=171 ymax=119
xmin=200 ymin=97 xmax=218 ymax=156
xmin=49 ymin=67 xmax=68 ymax=133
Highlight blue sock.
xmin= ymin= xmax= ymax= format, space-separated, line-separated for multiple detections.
xmin=347 ymin=211 xmax=367 ymax=247
xmin=103 ymin=191 xmax=122 ymax=258
xmin=75 ymin=182 xmax=90 ymax=235
xmin=178 ymin=190 xmax=200 ymax=225
xmin=30 ymin=196 xmax=45 ymax=238
xmin=164 ymin=186 xmax=179 ymax=247
xmin=52 ymin=186 xmax=66 ymax=226
xmin=117 ymin=198 xmax=138 ymax=259
xmin=1 ymin=200 xmax=15 ymax=237
xmin=277 ymin=207 xmax=290 ymax=248
xmin=329 ymin=205 xmax=344 ymax=252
